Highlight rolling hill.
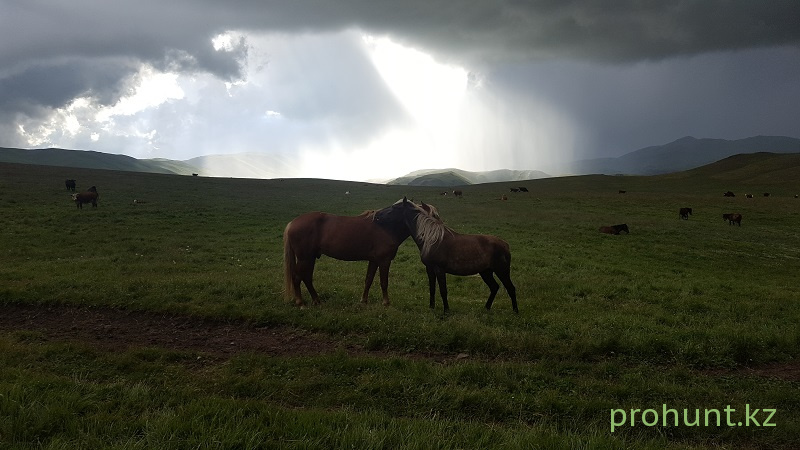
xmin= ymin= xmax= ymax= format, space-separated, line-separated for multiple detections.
xmin=387 ymin=168 xmax=550 ymax=186
xmin=3 ymin=134 xmax=800 ymax=183
xmin=567 ymin=135 xmax=800 ymax=175
xmin=0 ymin=147 xmax=199 ymax=175
xmin=658 ymin=152 xmax=800 ymax=185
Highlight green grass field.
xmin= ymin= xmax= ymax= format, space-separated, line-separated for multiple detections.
xmin=1 ymin=159 xmax=799 ymax=449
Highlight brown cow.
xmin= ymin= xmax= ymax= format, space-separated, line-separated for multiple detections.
xmin=722 ymin=213 xmax=742 ymax=226
xmin=72 ymin=186 xmax=98 ymax=209
xmin=452 ymin=190 xmax=463 ymax=198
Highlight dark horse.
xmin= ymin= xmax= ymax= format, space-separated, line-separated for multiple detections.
xmin=72 ymin=186 xmax=98 ymax=208
xmin=599 ymin=224 xmax=629 ymax=235
xmin=283 ymin=200 xmax=439 ymax=307
xmin=723 ymin=213 xmax=742 ymax=226
xmin=679 ymin=207 xmax=692 ymax=220
xmin=375 ymin=197 xmax=518 ymax=313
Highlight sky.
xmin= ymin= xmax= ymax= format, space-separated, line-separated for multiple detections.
xmin=2 ymin=1 xmax=800 ymax=181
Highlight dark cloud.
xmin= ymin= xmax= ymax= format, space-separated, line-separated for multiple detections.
xmin=1 ymin=0 xmax=799 ymax=174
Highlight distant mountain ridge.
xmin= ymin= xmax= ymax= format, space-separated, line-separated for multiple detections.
xmin=2 ymin=135 xmax=800 ymax=182
xmin=568 ymin=135 xmax=800 ymax=175
xmin=0 ymin=147 xmax=199 ymax=175
xmin=387 ymin=168 xmax=550 ymax=186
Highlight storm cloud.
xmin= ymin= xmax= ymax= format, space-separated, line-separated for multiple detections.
xmin=2 ymin=0 xmax=799 ymax=179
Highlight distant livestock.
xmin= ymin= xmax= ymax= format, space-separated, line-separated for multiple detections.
xmin=679 ymin=207 xmax=693 ymax=220
xmin=795 ymin=195 xmax=798 ymax=199
xmin=618 ymin=190 xmax=626 ymax=194
xmin=745 ymin=194 xmax=754 ymax=198
xmin=722 ymin=213 xmax=742 ymax=226
xmin=600 ymin=224 xmax=629 ymax=235
xmin=518 ymin=187 xmax=529 ymax=192
xmin=452 ymin=190 xmax=463 ymax=198
xmin=192 ymin=173 xmax=198 ymax=177
xmin=65 ymin=179 xmax=76 ymax=191
xmin=72 ymin=186 xmax=98 ymax=209
xmin=509 ymin=188 xmax=519 ymax=193
xmin=723 ymin=191 xmax=735 ymax=197
xmin=763 ymin=193 xmax=770 ymax=197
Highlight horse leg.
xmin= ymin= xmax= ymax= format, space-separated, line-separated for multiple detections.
xmin=426 ymin=267 xmax=437 ymax=309
xmin=435 ymin=270 xmax=449 ymax=313
xmin=297 ymin=258 xmax=320 ymax=305
xmin=497 ymin=271 xmax=518 ymax=313
xmin=479 ymin=270 xmax=500 ymax=310
xmin=362 ymin=261 xmax=378 ymax=304
xmin=378 ymin=262 xmax=390 ymax=306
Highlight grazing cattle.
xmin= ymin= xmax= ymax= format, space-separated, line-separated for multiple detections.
xmin=439 ymin=192 xmax=448 ymax=196
xmin=65 ymin=179 xmax=76 ymax=191
xmin=375 ymin=197 xmax=518 ymax=313
xmin=600 ymin=224 xmax=629 ymax=235
xmin=679 ymin=207 xmax=692 ymax=220
xmin=509 ymin=188 xmax=519 ymax=193
xmin=763 ymin=193 xmax=770 ymax=197
xmin=618 ymin=190 xmax=626 ymax=194
xmin=745 ymin=194 xmax=754 ymax=198
xmin=722 ymin=213 xmax=742 ymax=226
xmin=72 ymin=186 xmax=98 ymax=209
xmin=192 ymin=173 xmax=198 ymax=177
xmin=723 ymin=191 xmax=735 ymax=197
xmin=283 ymin=199 xmax=439 ymax=307
xmin=133 ymin=199 xmax=146 ymax=204
xmin=452 ymin=190 xmax=463 ymax=198
xmin=499 ymin=195 xmax=508 ymax=201
xmin=518 ymin=187 xmax=529 ymax=192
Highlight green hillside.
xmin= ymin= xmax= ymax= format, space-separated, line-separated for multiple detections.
xmin=0 ymin=147 xmax=199 ymax=175
xmin=1 ymin=156 xmax=799 ymax=449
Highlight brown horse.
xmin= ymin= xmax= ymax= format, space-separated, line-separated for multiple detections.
xmin=375 ymin=197 xmax=518 ymax=313
xmin=283 ymin=200 xmax=439 ymax=307
xmin=723 ymin=213 xmax=742 ymax=226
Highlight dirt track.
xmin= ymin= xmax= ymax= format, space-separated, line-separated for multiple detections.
xmin=0 ymin=304 xmax=360 ymax=359
xmin=1 ymin=304 xmax=798 ymax=381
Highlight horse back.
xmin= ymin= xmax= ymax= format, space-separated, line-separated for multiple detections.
xmin=427 ymin=232 xmax=510 ymax=275
xmin=286 ymin=212 xmax=401 ymax=261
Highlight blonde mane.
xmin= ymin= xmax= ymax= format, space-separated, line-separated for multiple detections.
xmin=413 ymin=208 xmax=454 ymax=258
xmin=359 ymin=210 xmax=377 ymax=220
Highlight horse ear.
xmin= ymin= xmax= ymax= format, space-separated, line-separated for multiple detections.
xmin=402 ymin=196 xmax=408 ymax=204
xmin=422 ymin=201 xmax=428 ymax=208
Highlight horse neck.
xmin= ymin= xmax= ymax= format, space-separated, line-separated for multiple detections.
xmin=375 ymin=218 xmax=411 ymax=243
xmin=406 ymin=210 xmax=450 ymax=259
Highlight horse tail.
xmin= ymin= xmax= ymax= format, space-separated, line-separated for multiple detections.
xmin=283 ymin=222 xmax=296 ymax=301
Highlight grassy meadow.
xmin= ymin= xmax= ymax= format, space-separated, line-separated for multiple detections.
xmin=1 ymin=159 xmax=799 ymax=448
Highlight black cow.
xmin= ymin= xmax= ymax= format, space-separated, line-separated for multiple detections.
xmin=65 ymin=179 xmax=76 ymax=191
xmin=679 ymin=207 xmax=692 ymax=220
